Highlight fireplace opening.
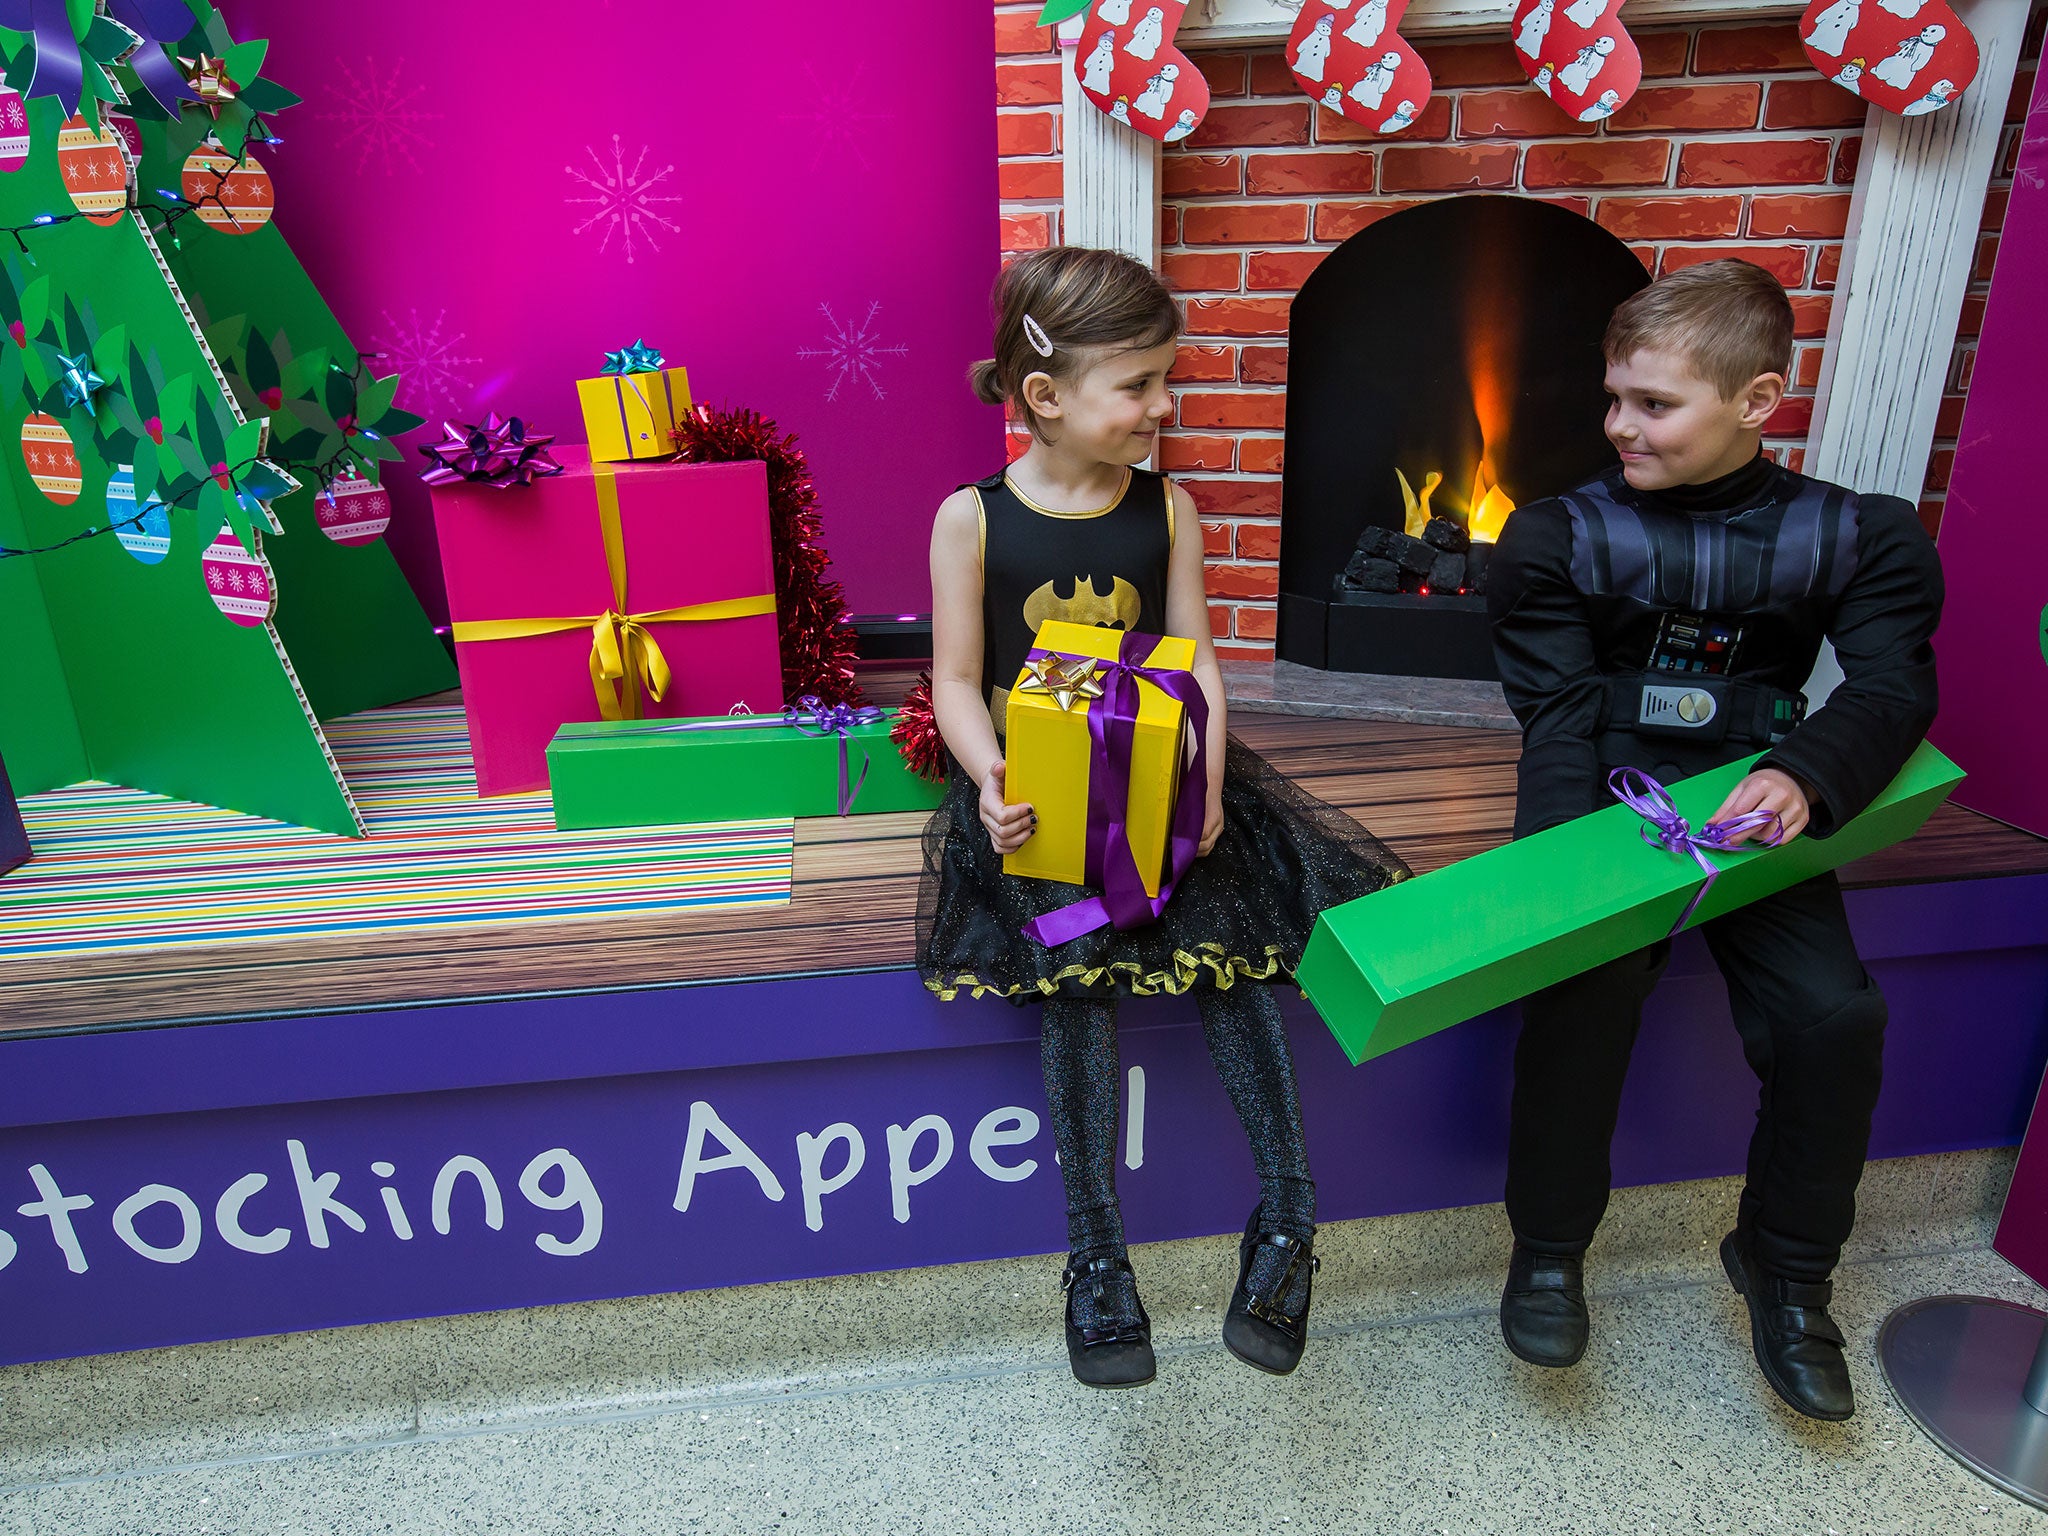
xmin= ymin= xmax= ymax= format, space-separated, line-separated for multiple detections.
xmin=1278 ymin=195 xmax=1650 ymax=681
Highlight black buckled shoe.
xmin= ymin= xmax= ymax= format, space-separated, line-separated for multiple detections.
xmin=1500 ymin=1243 xmax=1588 ymax=1368
xmin=1061 ymin=1255 xmax=1156 ymax=1389
xmin=1222 ymin=1208 xmax=1319 ymax=1375
xmin=1720 ymin=1231 xmax=1854 ymax=1421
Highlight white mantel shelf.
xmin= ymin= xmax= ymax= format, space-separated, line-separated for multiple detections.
xmin=1178 ymin=0 xmax=1808 ymax=46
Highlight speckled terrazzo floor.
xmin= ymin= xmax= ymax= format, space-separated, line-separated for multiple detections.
xmin=2 ymin=1150 xmax=2043 ymax=1536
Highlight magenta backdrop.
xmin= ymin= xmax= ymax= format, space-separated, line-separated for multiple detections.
xmin=1930 ymin=64 xmax=2048 ymax=839
xmin=240 ymin=1 xmax=1002 ymax=622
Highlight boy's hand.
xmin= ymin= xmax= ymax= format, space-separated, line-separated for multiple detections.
xmin=1710 ymin=767 xmax=1809 ymax=845
xmin=1199 ymin=787 xmax=1224 ymax=857
xmin=980 ymin=760 xmax=1035 ymax=855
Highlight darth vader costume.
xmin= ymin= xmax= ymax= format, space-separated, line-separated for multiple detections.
xmin=1486 ymin=453 xmax=1942 ymax=1414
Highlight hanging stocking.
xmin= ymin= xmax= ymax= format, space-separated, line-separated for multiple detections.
xmin=1288 ymin=0 xmax=1433 ymax=135
xmin=1511 ymin=0 xmax=1643 ymax=124
xmin=1799 ymin=0 xmax=1979 ymax=117
xmin=1069 ymin=0 xmax=1212 ymax=145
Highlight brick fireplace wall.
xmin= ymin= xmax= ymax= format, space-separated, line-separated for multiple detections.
xmin=995 ymin=4 xmax=2040 ymax=659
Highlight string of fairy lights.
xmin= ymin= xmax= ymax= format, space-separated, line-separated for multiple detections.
xmin=0 ymin=122 xmax=401 ymax=561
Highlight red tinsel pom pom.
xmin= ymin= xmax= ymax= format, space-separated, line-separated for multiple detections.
xmin=674 ymin=403 xmax=865 ymax=710
xmin=891 ymin=670 xmax=948 ymax=783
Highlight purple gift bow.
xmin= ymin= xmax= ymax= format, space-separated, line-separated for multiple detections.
xmin=781 ymin=696 xmax=886 ymax=815
xmin=597 ymin=700 xmax=887 ymax=815
xmin=1021 ymin=632 xmax=1212 ymax=948
xmin=1606 ymin=765 xmax=1785 ymax=936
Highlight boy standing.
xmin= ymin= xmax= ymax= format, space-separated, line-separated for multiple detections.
xmin=1485 ymin=261 xmax=1943 ymax=1420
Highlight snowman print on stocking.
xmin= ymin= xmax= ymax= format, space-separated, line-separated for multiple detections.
xmin=1513 ymin=0 xmax=1644 ymax=123
xmin=1798 ymin=0 xmax=1977 ymax=114
xmin=1072 ymin=0 xmax=1212 ymax=144
xmin=1286 ymin=0 xmax=1433 ymax=135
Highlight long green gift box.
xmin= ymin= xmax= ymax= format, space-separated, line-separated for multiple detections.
xmin=1299 ymin=742 xmax=1965 ymax=1065
xmin=548 ymin=714 xmax=946 ymax=829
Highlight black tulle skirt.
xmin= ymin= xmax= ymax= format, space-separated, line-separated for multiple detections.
xmin=917 ymin=736 xmax=1410 ymax=1003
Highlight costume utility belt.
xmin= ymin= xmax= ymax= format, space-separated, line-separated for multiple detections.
xmin=1600 ymin=672 xmax=1806 ymax=749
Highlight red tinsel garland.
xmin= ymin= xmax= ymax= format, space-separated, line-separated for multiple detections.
xmin=891 ymin=670 xmax=947 ymax=783
xmin=675 ymin=404 xmax=864 ymax=710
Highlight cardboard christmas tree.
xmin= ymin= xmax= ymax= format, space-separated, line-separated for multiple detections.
xmin=0 ymin=2 xmax=453 ymax=836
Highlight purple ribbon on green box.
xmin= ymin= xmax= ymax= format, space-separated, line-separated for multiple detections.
xmin=1607 ymin=765 xmax=1785 ymax=935
xmin=606 ymin=697 xmax=887 ymax=816
xmin=1021 ymin=632 xmax=1211 ymax=948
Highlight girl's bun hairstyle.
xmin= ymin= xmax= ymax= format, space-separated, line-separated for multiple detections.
xmin=968 ymin=357 xmax=1007 ymax=407
xmin=970 ymin=246 xmax=1180 ymax=441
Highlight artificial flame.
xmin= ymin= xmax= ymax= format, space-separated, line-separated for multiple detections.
xmin=1466 ymin=460 xmax=1515 ymax=543
xmin=1397 ymin=460 xmax=1516 ymax=545
xmin=1397 ymin=468 xmax=1441 ymax=538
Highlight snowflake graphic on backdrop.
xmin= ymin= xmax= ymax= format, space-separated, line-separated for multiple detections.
xmin=779 ymin=62 xmax=896 ymax=171
xmin=365 ymin=308 xmax=481 ymax=423
xmin=564 ymin=137 xmax=684 ymax=264
xmin=318 ymin=57 xmax=437 ymax=175
xmin=797 ymin=301 xmax=907 ymax=403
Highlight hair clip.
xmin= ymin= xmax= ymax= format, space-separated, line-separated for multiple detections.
xmin=1022 ymin=314 xmax=1055 ymax=359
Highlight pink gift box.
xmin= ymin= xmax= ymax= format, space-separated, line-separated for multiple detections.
xmin=430 ymin=446 xmax=783 ymax=796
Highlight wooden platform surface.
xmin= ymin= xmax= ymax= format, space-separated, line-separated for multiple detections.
xmin=1 ymin=712 xmax=2040 ymax=1036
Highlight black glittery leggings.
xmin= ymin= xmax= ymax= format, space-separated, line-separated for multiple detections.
xmin=1041 ymin=987 xmax=1316 ymax=1261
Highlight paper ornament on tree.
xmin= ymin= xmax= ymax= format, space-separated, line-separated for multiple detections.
xmin=56 ymin=114 xmax=131 ymax=224
xmin=1800 ymin=0 xmax=1978 ymax=117
xmin=107 ymin=464 xmax=172 ymax=564
xmin=201 ymin=527 xmax=277 ymax=626
xmin=316 ymin=472 xmax=392 ymax=546
xmin=1287 ymin=0 xmax=1433 ymax=135
xmin=1513 ymin=0 xmax=1642 ymax=123
xmin=20 ymin=412 xmax=81 ymax=503
xmin=0 ymin=88 xmax=29 ymax=172
xmin=181 ymin=142 xmax=275 ymax=233
xmin=1072 ymin=0 xmax=1211 ymax=145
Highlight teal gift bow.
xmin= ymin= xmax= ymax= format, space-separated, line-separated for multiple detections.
xmin=601 ymin=339 xmax=665 ymax=376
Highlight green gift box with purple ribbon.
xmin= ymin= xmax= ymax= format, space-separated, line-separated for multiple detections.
xmin=1298 ymin=741 xmax=1964 ymax=1065
xmin=547 ymin=699 xmax=945 ymax=829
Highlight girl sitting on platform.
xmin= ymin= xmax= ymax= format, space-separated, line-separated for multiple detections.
xmin=918 ymin=246 xmax=1409 ymax=1387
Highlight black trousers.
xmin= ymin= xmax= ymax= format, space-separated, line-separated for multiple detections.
xmin=1505 ymin=871 xmax=1887 ymax=1282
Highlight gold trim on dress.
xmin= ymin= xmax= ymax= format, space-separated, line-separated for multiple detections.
xmin=1163 ymin=475 xmax=1175 ymax=550
xmin=923 ymin=942 xmax=1294 ymax=1002
xmin=970 ymin=485 xmax=987 ymax=569
xmin=1002 ymin=467 xmax=1133 ymax=520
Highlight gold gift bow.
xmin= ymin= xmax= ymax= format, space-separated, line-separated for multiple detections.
xmin=448 ymin=463 xmax=776 ymax=720
xmin=1016 ymin=652 xmax=1107 ymax=712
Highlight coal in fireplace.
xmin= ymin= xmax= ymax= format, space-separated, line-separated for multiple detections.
xmin=1278 ymin=195 xmax=1650 ymax=681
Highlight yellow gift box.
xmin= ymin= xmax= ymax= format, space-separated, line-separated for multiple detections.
xmin=576 ymin=366 xmax=694 ymax=462
xmin=1003 ymin=620 xmax=1197 ymax=899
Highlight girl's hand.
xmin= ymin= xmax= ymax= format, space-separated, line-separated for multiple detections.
xmin=1710 ymin=767 xmax=1810 ymax=845
xmin=1199 ymin=788 xmax=1224 ymax=857
xmin=981 ymin=760 xmax=1035 ymax=855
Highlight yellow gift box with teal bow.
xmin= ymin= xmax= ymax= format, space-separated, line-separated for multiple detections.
xmin=1002 ymin=620 xmax=1197 ymax=898
xmin=576 ymin=340 xmax=693 ymax=462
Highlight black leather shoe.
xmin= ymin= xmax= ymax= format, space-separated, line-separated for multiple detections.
xmin=1720 ymin=1231 xmax=1854 ymax=1421
xmin=1062 ymin=1255 xmax=1155 ymax=1389
xmin=1222 ymin=1208 xmax=1319 ymax=1375
xmin=1499 ymin=1243 xmax=1588 ymax=1368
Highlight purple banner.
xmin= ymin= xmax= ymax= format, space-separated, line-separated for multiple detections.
xmin=0 ymin=874 xmax=2041 ymax=1365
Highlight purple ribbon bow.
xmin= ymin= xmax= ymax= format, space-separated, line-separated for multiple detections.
xmin=781 ymin=696 xmax=886 ymax=816
xmin=1607 ymin=765 xmax=1784 ymax=936
xmin=1021 ymin=633 xmax=1212 ymax=948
